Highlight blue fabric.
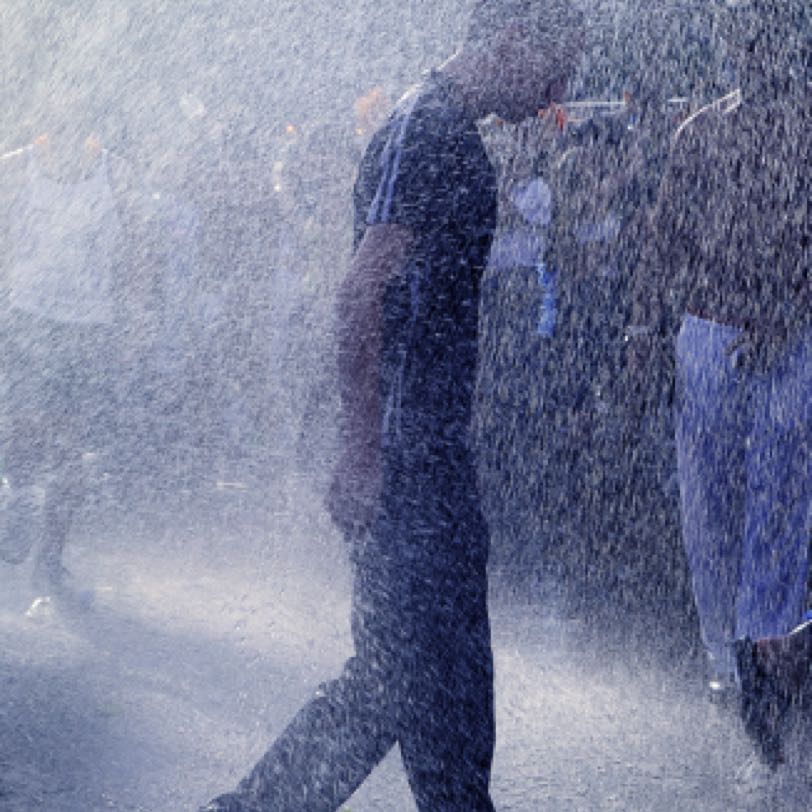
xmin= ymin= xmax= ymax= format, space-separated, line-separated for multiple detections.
xmin=675 ymin=314 xmax=812 ymax=676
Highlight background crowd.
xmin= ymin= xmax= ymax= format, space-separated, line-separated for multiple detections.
xmin=0 ymin=0 xmax=805 ymax=633
xmin=0 ymin=0 xmax=810 ymax=806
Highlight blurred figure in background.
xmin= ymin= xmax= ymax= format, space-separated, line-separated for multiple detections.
xmin=0 ymin=102 xmax=156 ymax=592
xmin=539 ymin=105 xmax=649 ymax=601
xmin=140 ymin=100 xmax=275 ymax=484
xmin=477 ymin=90 xmax=677 ymax=608
xmin=277 ymin=121 xmax=357 ymax=479
xmin=628 ymin=0 xmax=811 ymax=769
xmin=547 ymin=89 xmax=687 ymax=611
xmin=474 ymin=110 xmax=565 ymax=576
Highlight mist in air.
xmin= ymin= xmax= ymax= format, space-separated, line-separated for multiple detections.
xmin=0 ymin=1 xmax=809 ymax=810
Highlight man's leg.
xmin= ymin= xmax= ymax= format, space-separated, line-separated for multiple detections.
xmin=205 ymin=661 xmax=398 ymax=812
xmin=1 ymin=415 xmax=47 ymax=567
xmin=31 ymin=327 xmax=102 ymax=590
xmin=393 ymin=503 xmax=496 ymax=812
xmin=736 ymin=328 xmax=812 ymax=641
xmin=202 ymin=531 xmax=403 ymax=812
xmin=675 ymin=315 xmax=748 ymax=682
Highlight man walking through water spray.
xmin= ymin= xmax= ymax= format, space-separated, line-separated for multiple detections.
xmin=628 ymin=0 xmax=811 ymax=772
xmin=201 ymin=3 xmax=582 ymax=810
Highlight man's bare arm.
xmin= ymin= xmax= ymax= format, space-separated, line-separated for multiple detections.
xmin=328 ymin=223 xmax=414 ymax=536
xmin=335 ymin=222 xmax=414 ymax=459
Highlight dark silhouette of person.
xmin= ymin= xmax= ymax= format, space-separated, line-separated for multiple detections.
xmin=200 ymin=2 xmax=583 ymax=810
xmin=627 ymin=0 xmax=811 ymax=768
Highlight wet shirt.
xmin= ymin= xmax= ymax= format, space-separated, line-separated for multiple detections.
xmin=648 ymin=92 xmax=811 ymax=331
xmin=353 ymin=74 xmax=497 ymax=480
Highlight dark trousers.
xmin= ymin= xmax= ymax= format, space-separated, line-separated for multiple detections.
xmin=218 ymin=488 xmax=496 ymax=812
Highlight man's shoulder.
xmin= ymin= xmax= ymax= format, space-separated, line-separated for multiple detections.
xmin=365 ymin=80 xmax=485 ymax=181
xmin=390 ymin=78 xmax=476 ymax=148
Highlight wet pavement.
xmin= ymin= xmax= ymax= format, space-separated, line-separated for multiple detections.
xmin=1 ymin=476 xmax=809 ymax=811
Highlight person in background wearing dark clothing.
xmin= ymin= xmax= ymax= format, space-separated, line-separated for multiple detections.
xmin=627 ymin=0 xmax=811 ymax=769
xmin=541 ymin=108 xmax=651 ymax=601
xmin=200 ymin=2 xmax=583 ymax=810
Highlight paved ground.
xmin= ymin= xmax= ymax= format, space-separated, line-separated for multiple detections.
xmin=1 ymin=474 xmax=809 ymax=811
